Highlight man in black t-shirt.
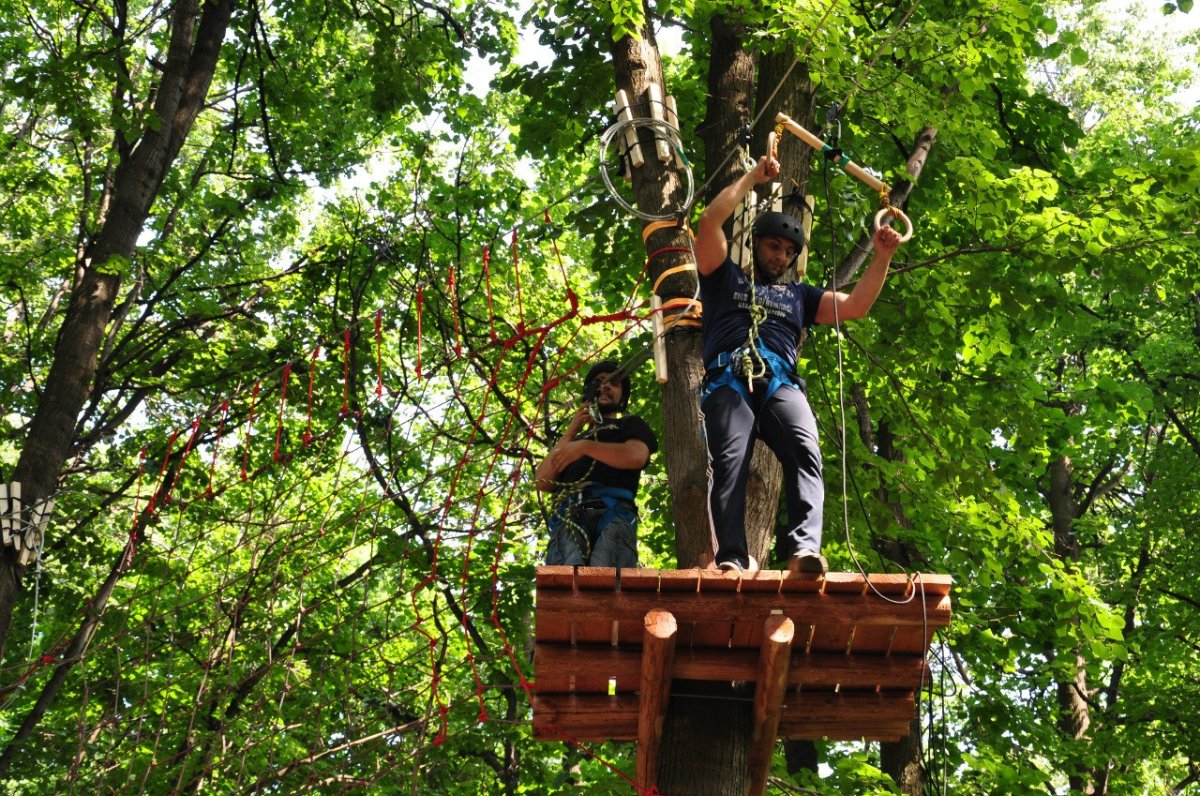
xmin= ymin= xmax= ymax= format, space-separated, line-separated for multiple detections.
xmin=535 ymin=361 xmax=658 ymax=567
xmin=695 ymin=153 xmax=904 ymax=575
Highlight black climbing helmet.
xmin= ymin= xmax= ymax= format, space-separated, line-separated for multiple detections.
xmin=582 ymin=360 xmax=630 ymax=410
xmin=752 ymin=211 xmax=806 ymax=251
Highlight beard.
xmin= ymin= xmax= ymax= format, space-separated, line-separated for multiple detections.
xmin=753 ymin=255 xmax=787 ymax=284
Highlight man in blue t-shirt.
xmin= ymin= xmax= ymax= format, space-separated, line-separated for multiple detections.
xmin=695 ymin=153 xmax=904 ymax=575
xmin=535 ymin=361 xmax=658 ymax=567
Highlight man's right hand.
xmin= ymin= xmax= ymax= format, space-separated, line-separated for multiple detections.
xmin=566 ymin=404 xmax=591 ymax=435
xmin=752 ymin=154 xmax=781 ymax=184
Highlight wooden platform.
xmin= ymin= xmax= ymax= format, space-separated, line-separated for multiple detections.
xmin=532 ymin=566 xmax=953 ymax=793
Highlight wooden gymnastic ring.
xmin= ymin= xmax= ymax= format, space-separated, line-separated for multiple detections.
xmin=874 ymin=206 xmax=913 ymax=242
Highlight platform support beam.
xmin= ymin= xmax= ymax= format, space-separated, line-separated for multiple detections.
xmin=636 ymin=609 xmax=677 ymax=793
xmin=747 ymin=614 xmax=795 ymax=796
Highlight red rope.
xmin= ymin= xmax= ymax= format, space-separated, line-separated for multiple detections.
xmin=545 ymin=209 xmax=578 ymax=312
xmin=510 ymin=227 xmax=525 ymax=331
xmin=274 ymin=363 xmax=292 ymax=462
xmin=242 ymin=381 xmax=260 ymax=480
xmin=646 ymin=245 xmax=693 ymax=260
xmin=124 ymin=446 xmax=147 ymax=567
xmin=145 ymin=428 xmax=181 ymax=515
xmin=164 ymin=418 xmax=202 ymax=503
xmin=304 ymin=346 xmax=319 ymax=446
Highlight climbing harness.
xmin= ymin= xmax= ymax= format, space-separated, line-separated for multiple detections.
xmin=703 ymin=344 xmax=798 ymax=407
xmin=547 ymin=480 xmax=638 ymax=563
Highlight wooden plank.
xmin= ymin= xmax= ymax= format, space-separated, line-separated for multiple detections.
xmin=890 ymin=577 xmax=948 ymax=655
xmin=532 ymin=567 xmax=952 ymax=596
xmin=572 ymin=566 xmax=619 ymax=590
xmin=748 ymin=616 xmax=794 ymax=796
xmin=913 ymin=572 xmax=953 ymax=596
xmin=791 ymin=653 xmax=926 ymax=689
xmin=536 ymin=589 xmax=952 ymax=630
xmin=535 ymin=565 xmax=578 ymax=589
xmin=851 ymin=575 xmax=913 ymax=656
xmin=532 ymin=690 xmax=918 ymax=743
xmin=808 ymin=574 xmax=865 ymax=657
xmin=779 ymin=690 xmax=916 ymax=739
xmin=731 ymin=571 xmax=784 ymax=649
xmin=798 ymin=720 xmax=913 ymax=742
xmin=534 ymin=570 xmax=575 ymax=647
xmin=636 ymin=610 xmax=677 ymax=793
xmin=531 ymin=693 xmax=640 ymax=741
xmin=689 ymin=567 xmax=741 ymax=648
xmin=656 ymin=568 xmax=704 ymax=592
xmin=531 ymin=568 xmax=950 ymax=745
xmin=618 ymin=568 xmax=663 ymax=591
xmin=533 ymin=646 xmax=634 ymax=694
xmin=657 ymin=569 xmax=704 ymax=649
xmin=534 ymin=645 xmax=930 ymax=694
xmin=779 ymin=571 xmax=826 ymax=595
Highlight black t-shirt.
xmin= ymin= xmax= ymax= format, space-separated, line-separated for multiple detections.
xmin=557 ymin=414 xmax=658 ymax=496
xmin=699 ymin=257 xmax=825 ymax=368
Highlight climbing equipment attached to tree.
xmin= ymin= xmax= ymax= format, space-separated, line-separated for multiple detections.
xmin=599 ymin=89 xmax=695 ymax=221
xmin=773 ymin=112 xmax=913 ymax=242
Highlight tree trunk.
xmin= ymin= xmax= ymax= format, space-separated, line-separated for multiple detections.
xmin=609 ymin=17 xmax=709 ymax=571
xmin=752 ymin=50 xmax=818 ymax=215
xmin=0 ymin=0 xmax=234 ymax=654
xmin=656 ymin=681 xmax=753 ymax=795
xmin=698 ymin=14 xmax=755 ymax=209
xmin=881 ymin=724 xmax=925 ymax=795
xmin=610 ymin=12 xmax=752 ymax=793
xmin=1048 ymin=448 xmax=1095 ymax=795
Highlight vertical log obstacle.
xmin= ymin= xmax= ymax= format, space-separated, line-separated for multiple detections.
xmin=532 ymin=566 xmax=953 ymax=795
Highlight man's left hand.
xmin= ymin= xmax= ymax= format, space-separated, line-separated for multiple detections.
xmin=872 ymin=224 xmax=904 ymax=256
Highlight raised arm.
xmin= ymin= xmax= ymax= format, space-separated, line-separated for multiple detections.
xmin=813 ymin=224 xmax=904 ymax=323
xmin=694 ymin=155 xmax=780 ymax=275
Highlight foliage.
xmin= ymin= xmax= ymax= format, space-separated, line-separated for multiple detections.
xmin=1 ymin=0 xmax=1198 ymax=793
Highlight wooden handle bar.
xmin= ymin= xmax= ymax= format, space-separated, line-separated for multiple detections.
xmin=775 ymin=112 xmax=886 ymax=193
xmin=774 ymin=112 xmax=913 ymax=242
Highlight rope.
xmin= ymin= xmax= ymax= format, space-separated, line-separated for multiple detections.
xmin=598 ymin=116 xmax=694 ymax=221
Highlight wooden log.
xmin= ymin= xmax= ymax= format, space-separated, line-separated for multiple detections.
xmin=636 ymin=609 xmax=677 ymax=793
xmin=747 ymin=615 xmax=794 ymax=796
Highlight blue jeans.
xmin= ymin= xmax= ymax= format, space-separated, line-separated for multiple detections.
xmin=546 ymin=498 xmax=639 ymax=568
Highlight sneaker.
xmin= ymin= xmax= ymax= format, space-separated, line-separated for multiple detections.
xmin=787 ymin=550 xmax=828 ymax=575
xmin=717 ymin=560 xmax=744 ymax=573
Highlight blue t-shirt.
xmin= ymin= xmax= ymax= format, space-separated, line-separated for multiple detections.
xmin=699 ymin=257 xmax=825 ymax=369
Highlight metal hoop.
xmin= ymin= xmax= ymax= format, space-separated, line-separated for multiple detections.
xmin=598 ymin=117 xmax=695 ymax=222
